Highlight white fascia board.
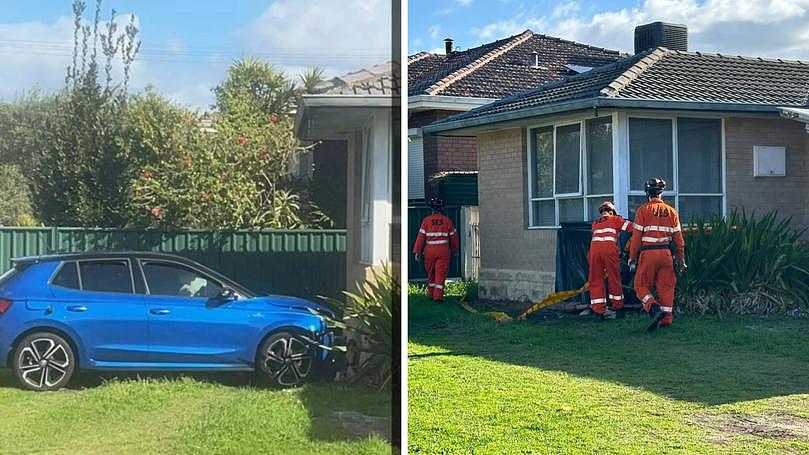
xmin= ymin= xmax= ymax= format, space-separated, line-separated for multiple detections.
xmin=408 ymin=94 xmax=497 ymax=112
xmin=300 ymin=95 xmax=395 ymax=108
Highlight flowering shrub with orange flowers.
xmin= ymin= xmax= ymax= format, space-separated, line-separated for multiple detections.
xmin=128 ymin=59 xmax=330 ymax=230
xmin=675 ymin=210 xmax=809 ymax=315
xmin=130 ymin=108 xmax=315 ymax=230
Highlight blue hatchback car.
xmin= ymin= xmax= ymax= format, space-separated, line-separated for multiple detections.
xmin=0 ymin=252 xmax=338 ymax=391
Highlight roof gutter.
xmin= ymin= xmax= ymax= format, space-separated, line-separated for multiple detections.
xmin=408 ymin=94 xmax=497 ymax=112
xmin=424 ymin=97 xmax=787 ymax=135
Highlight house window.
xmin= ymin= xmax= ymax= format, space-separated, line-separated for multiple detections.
xmin=628 ymin=117 xmax=723 ymax=221
xmin=528 ymin=117 xmax=613 ymax=227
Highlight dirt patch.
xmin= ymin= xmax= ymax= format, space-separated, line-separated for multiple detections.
xmin=314 ymin=411 xmax=391 ymax=442
xmin=695 ymin=411 xmax=809 ymax=444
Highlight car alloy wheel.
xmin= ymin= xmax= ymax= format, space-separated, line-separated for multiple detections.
xmin=259 ymin=332 xmax=313 ymax=387
xmin=13 ymin=333 xmax=75 ymax=391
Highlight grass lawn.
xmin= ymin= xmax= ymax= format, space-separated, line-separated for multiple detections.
xmin=408 ymin=293 xmax=809 ymax=454
xmin=0 ymin=371 xmax=392 ymax=454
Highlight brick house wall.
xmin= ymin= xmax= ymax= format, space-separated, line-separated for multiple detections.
xmin=725 ymin=117 xmax=809 ymax=231
xmin=410 ymin=109 xmax=477 ymax=199
xmin=477 ymin=128 xmax=556 ymax=301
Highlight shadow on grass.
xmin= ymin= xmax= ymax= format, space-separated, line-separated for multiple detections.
xmin=298 ymin=382 xmax=393 ymax=443
xmin=0 ymin=368 xmax=394 ymax=445
xmin=409 ymin=295 xmax=809 ymax=406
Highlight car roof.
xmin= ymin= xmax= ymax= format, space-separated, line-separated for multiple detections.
xmin=11 ymin=251 xmax=197 ymax=265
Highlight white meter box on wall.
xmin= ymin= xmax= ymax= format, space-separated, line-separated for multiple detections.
xmin=753 ymin=145 xmax=786 ymax=177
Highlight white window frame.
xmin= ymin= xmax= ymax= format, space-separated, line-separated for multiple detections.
xmin=527 ymin=115 xmax=615 ymax=228
xmin=625 ymin=113 xmax=726 ymax=219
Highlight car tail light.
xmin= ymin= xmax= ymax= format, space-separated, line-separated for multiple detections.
xmin=0 ymin=299 xmax=12 ymax=314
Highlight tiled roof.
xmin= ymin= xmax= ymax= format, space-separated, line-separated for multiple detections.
xmin=407 ymin=30 xmax=624 ymax=98
xmin=439 ymin=47 xmax=809 ymax=124
xmin=314 ymin=61 xmax=400 ymax=95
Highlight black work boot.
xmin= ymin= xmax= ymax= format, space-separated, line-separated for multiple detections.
xmin=646 ymin=304 xmax=665 ymax=332
xmin=610 ymin=306 xmax=626 ymax=319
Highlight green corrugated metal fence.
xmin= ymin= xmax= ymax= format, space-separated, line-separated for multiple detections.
xmin=0 ymin=227 xmax=347 ymax=300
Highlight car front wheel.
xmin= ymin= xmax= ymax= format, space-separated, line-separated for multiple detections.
xmin=257 ymin=331 xmax=315 ymax=388
xmin=12 ymin=332 xmax=76 ymax=391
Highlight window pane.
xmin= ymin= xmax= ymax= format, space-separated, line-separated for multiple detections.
xmin=142 ymin=262 xmax=223 ymax=298
xmin=531 ymin=127 xmax=553 ymax=198
xmin=555 ymin=123 xmax=581 ymax=194
xmin=630 ymin=118 xmax=672 ymax=191
xmin=586 ymin=117 xmax=612 ymax=194
xmin=586 ymin=196 xmax=614 ymax=221
xmin=531 ymin=200 xmax=555 ymax=226
xmin=678 ymin=196 xmax=722 ymax=222
xmin=52 ymin=261 xmax=79 ymax=289
xmin=80 ymin=260 xmax=132 ymax=294
xmin=559 ymin=198 xmax=584 ymax=223
xmin=628 ymin=195 xmax=649 ymax=220
xmin=678 ymin=118 xmax=721 ymax=193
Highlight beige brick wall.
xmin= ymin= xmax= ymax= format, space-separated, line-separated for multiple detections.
xmin=477 ymin=128 xmax=557 ymax=302
xmin=725 ymin=117 xmax=809 ymax=231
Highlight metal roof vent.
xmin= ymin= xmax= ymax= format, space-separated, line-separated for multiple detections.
xmin=634 ymin=22 xmax=687 ymax=54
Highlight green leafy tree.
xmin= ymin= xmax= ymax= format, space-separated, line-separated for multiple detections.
xmin=29 ymin=0 xmax=140 ymax=227
xmin=0 ymin=164 xmax=38 ymax=226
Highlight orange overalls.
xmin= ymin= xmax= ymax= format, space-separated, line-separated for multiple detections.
xmin=413 ymin=213 xmax=459 ymax=301
xmin=629 ymin=198 xmax=686 ymax=327
xmin=588 ymin=214 xmax=632 ymax=315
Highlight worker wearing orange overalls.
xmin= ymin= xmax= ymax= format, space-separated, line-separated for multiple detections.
xmin=588 ymin=201 xmax=632 ymax=319
xmin=628 ymin=178 xmax=687 ymax=331
xmin=413 ymin=198 xmax=459 ymax=301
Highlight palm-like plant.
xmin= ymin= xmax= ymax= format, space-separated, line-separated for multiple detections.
xmin=319 ymin=265 xmax=398 ymax=390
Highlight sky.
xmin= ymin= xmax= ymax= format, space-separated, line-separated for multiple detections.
xmin=409 ymin=0 xmax=809 ymax=60
xmin=0 ymin=0 xmax=392 ymax=111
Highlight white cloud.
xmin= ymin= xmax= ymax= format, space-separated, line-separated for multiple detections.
xmin=457 ymin=0 xmax=474 ymax=5
xmin=553 ymin=2 xmax=581 ymax=18
xmin=237 ymin=0 xmax=391 ymax=77
xmin=0 ymin=14 xmax=225 ymax=111
xmin=429 ymin=25 xmax=442 ymax=39
xmin=0 ymin=16 xmax=74 ymax=101
xmin=472 ymin=0 xmax=809 ymax=60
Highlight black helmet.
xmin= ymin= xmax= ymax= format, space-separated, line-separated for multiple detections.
xmin=644 ymin=177 xmax=666 ymax=196
xmin=429 ymin=197 xmax=444 ymax=210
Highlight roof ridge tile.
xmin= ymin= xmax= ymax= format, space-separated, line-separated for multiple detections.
xmin=408 ymin=52 xmax=433 ymax=64
xmin=601 ymin=47 xmax=670 ymax=98
xmin=425 ymin=30 xmax=534 ymax=96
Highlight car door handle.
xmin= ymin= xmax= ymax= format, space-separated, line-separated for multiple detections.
xmin=67 ymin=305 xmax=87 ymax=312
xmin=149 ymin=308 xmax=171 ymax=315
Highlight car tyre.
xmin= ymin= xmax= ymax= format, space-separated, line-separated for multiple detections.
xmin=256 ymin=331 xmax=314 ymax=388
xmin=12 ymin=332 xmax=76 ymax=392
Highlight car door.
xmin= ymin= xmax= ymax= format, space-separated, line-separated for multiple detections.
xmin=137 ymin=259 xmax=256 ymax=366
xmin=50 ymin=258 xmax=149 ymax=364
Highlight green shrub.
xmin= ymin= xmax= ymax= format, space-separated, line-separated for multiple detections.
xmin=677 ymin=210 xmax=809 ymax=314
xmin=320 ymin=265 xmax=398 ymax=390
xmin=0 ymin=164 xmax=38 ymax=226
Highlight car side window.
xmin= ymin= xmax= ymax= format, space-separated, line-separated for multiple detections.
xmin=79 ymin=260 xmax=134 ymax=294
xmin=52 ymin=261 xmax=80 ymax=289
xmin=141 ymin=261 xmax=223 ymax=299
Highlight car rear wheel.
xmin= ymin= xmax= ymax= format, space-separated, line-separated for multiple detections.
xmin=256 ymin=331 xmax=314 ymax=388
xmin=12 ymin=332 xmax=75 ymax=391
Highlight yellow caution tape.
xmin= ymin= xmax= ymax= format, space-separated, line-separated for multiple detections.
xmin=456 ymin=281 xmax=591 ymax=323
xmin=515 ymin=281 xmax=590 ymax=321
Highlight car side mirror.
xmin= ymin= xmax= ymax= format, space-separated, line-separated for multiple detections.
xmin=208 ymin=287 xmax=237 ymax=306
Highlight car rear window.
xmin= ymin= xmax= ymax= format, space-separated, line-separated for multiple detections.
xmin=0 ymin=268 xmax=19 ymax=286
xmin=79 ymin=260 xmax=133 ymax=294
xmin=52 ymin=261 xmax=80 ymax=289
